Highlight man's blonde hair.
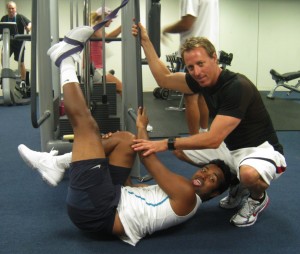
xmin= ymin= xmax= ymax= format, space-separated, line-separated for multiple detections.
xmin=180 ymin=37 xmax=216 ymax=60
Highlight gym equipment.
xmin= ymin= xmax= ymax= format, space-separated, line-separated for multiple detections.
xmin=153 ymin=52 xmax=183 ymax=101
xmin=121 ymin=0 xmax=153 ymax=182
xmin=0 ymin=22 xmax=30 ymax=106
xmin=267 ymin=69 xmax=300 ymax=99
xmin=30 ymin=0 xmax=123 ymax=155
xmin=153 ymin=87 xmax=170 ymax=100
xmin=219 ymin=50 xmax=233 ymax=69
xmin=163 ymin=52 xmax=186 ymax=111
xmin=30 ymin=0 xmax=154 ymax=182
xmin=147 ymin=0 xmax=161 ymax=57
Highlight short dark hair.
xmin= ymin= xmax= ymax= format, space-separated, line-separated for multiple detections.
xmin=209 ymin=159 xmax=232 ymax=194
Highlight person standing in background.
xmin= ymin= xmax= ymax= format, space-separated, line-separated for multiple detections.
xmin=162 ymin=0 xmax=219 ymax=134
xmin=1 ymin=1 xmax=31 ymax=84
xmin=89 ymin=6 xmax=123 ymax=96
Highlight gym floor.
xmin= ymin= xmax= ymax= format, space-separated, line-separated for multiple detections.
xmin=1 ymin=92 xmax=300 ymax=253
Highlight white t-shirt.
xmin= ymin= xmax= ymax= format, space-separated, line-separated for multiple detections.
xmin=117 ymin=185 xmax=202 ymax=246
xmin=180 ymin=0 xmax=219 ymax=50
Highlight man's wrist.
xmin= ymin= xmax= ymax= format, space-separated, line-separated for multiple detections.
xmin=167 ymin=137 xmax=177 ymax=150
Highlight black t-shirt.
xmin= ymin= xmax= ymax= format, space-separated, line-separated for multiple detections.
xmin=1 ymin=14 xmax=30 ymax=47
xmin=185 ymin=69 xmax=283 ymax=154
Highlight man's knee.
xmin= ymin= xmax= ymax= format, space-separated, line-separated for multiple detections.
xmin=114 ymin=131 xmax=135 ymax=143
xmin=110 ymin=131 xmax=135 ymax=154
xmin=239 ymin=165 xmax=261 ymax=186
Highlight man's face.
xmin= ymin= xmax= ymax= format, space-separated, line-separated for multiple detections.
xmin=184 ymin=47 xmax=220 ymax=87
xmin=191 ymin=164 xmax=225 ymax=201
xmin=7 ymin=3 xmax=16 ymax=18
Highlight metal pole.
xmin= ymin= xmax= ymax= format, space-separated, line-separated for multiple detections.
xmin=121 ymin=0 xmax=144 ymax=179
xmin=101 ymin=0 xmax=107 ymax=104
xmin=70 ymin=0 xmax=74 ymax=29
xmin=35 ymin=0 xmax=56 ymax=151
xmin=83 ymin=0 xmax=91 ymax=107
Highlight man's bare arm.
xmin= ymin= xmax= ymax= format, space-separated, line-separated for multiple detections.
xmin=163 ymin=15 xmax=196 ymax=34
xmin=135 ymin=107 xmax=196 ymax=215
xmin=132 ymin=22 xmax=192 ymax=94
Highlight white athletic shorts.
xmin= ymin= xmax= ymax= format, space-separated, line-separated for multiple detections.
xmin=183 ymin=141 xmax=287 ymax=185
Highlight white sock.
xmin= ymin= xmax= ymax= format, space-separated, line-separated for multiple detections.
xmin=199 ymin=128 xmax=208 ymax=133
xmin=55 ymin=152 xmax=72 ymax=169
xmin=60 ymin=57 xmax=79 ymax=87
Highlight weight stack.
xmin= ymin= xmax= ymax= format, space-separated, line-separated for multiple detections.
xmin=80 ymin=83 xmax=117 ymax=115
xmin=59 ymin=102 xmax=120 ymax=138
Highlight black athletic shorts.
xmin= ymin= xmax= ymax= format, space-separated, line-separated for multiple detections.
xmin=66 ymin=158 xmax=131 ymax=234
xmin=10 ymin=42 xmax=25 ymax=62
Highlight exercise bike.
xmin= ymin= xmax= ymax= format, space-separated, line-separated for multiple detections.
xmin=267 ymin=69 xmax=300 ymax=99
xmin=0 ymin=22 xmax=30 ymax=106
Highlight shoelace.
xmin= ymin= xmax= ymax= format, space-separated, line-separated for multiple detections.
xmin=238 ymin=198 xmax=260 ymax=217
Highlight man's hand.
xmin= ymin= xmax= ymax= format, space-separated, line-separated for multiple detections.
xmin=132 ymin=139 xmax=168 ymax=156
xmin=131 ymin=22 xmax=150 ymax=43
xmin=136 ymin=107 xmax=148 ymax=130
xmin=101 ymin=132 xmax=118 ymax=139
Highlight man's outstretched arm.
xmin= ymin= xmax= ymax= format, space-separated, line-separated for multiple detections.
xmin=135 ymin=107 xmax=196 ymax=215
xmin=132 ymin=22 xmax=191 ymax=94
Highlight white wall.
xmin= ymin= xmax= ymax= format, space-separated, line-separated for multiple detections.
xmin=220 ymin=0 xmax=300 ymax=90
xmin=219 ymin=0 xmax=259 ymax=85
xmin=1 ymin=0 xmax=300 ymax=92
xmin=257 ymin=0 xmax=300 ymax=90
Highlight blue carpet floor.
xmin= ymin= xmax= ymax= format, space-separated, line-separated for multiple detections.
xmin=0 ymin=103 xmax=299 ymax=253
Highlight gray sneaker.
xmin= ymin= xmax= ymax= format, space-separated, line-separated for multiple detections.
xmin=230 ymin=192 xmax=270 ymax=227
xmin=219 ymin=183 xmax=250 ymax=209
xmin=18 ymin=144 xmax=65 ymax=187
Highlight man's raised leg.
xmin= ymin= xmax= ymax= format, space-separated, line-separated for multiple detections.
xmin=48 ymin=25 xmax=105 ymax=161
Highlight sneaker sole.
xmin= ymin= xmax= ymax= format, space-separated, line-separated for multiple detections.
xmin=18 ymin=145 xmax=58 ymax=187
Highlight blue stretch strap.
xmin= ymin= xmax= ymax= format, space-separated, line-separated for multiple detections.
xmin=55 ymin=0 xmax=129 ymax=67
xmin=92 ymin=0 xmax=129 ymax=32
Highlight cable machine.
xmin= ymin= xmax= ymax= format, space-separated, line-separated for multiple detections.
xmin=30 ymin=0 xmax=160 ymax=181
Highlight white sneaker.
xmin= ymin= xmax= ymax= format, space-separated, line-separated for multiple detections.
xmin=18 ymin=144 xmax=65 ymax=187
xmin=219 ymin=183 xmax=250 ymax=209
xmin=230 ymin=192 xmax=270 ymax=227
xmin=47 ymin=26 xmax=94 ymax=67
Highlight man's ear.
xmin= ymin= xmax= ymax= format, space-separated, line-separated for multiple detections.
xmin=213 ymin=52 xmax=218 ymax=63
